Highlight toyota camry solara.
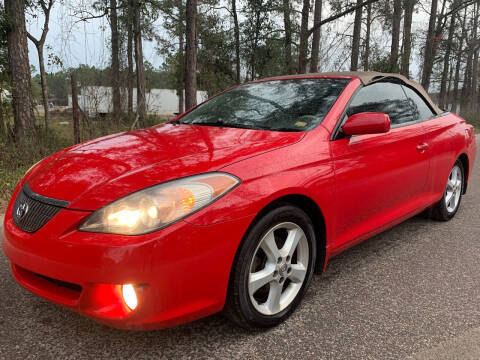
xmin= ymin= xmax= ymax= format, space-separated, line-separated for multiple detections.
xmin=2 ymin=72 xmax=477 ymax=330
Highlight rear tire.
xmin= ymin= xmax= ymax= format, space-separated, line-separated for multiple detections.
xmin=224 ymin=204 xmax=316 ymax=329
xmin=430 ymin=160 xmax=464 ymax=221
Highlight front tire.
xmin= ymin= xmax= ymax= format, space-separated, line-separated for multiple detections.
xmin=431 ymin=160 xmax=464 ymax=221
xmin=224 ymin=204 xmax=316 ymax=329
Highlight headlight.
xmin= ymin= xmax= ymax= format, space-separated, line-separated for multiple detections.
xmin=79 ymin=172 xmax=240 ymax=235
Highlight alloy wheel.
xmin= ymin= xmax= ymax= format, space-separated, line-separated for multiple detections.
xmin=445 ymin=164 xmax=462 ymax=213
xmin=248 ymin=222 xmax=309 ymax=315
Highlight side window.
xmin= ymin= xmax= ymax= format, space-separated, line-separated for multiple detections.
xmin=347 ymin=82 xmax=413 ymax=126
xmin=401 ymin=85 xmax=435 ymax=122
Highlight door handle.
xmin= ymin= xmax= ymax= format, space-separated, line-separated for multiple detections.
xmin=416 ymin=142 xmax=429 ymax=152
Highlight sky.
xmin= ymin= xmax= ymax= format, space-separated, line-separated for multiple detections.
xmin=26 ymin=1 xmax=429 ymax=82
xmin=26 ymin=2 xmax=166 ymax=74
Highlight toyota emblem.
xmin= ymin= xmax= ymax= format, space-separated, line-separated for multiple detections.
xmin=16 ymin=202 xmax=29 ymax=219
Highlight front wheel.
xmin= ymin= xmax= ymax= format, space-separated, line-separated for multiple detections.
xmin=224 ymin=204 xmax=316 ymax=329
xmin=431 ymin=160 xmax=464 ymax=221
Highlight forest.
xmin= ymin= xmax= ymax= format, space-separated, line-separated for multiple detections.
xmin=0 ymin=0 xmax=480 ymax=204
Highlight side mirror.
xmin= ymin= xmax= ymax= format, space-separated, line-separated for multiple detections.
xmin=342 ymin=112 xmax=391 ymax=136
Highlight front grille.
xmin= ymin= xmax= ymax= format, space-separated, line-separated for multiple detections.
xmin=12 ymin=183 xmax=69 ymax=233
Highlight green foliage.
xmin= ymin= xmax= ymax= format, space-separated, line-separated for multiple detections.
xmin=196 ymin=9 xmax=236 ymax=95
xmin=0 ymin=111 xmax=169 ymax=201
xmin=242 ymin=0 xmax=285 ymax=80
xmin=155 ymin=0 xmax=238 ymax=96
xmin=0 ymin=125 xmax=71 ymax=200
xmin=43 ymin=70 xmax=69 ymax=104
xmin=144 ymin=61 xmax=170 ymax=90
xmin=250 ymin=38 xmax=285 ymax=79
xmin=154 ymin=0 xmax=185 ymax=94
xmin=42 ymin=63 xmax=173 ymax=105
xmin=369 ymin=55 xmax=395 ymax=72
xmin=158 ymin=0 xmax=288 ymax=96
xmin=161 ymin=51 xmax=184 ymax=93
xmin=0 ymin=3 xmax=12 ymax=139
xmin=462 ymin=112 xmax=480 ymax=132
xmin=31 ymin=77 xmax=42 ymax=102
xmin=73 ymin=64 xmax=111 ymax=87
xmin=0 ymin=3 xmax=9 ymax=83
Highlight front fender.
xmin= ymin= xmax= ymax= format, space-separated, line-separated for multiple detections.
xmin=184 ymin=129 xmax=336 ymax=246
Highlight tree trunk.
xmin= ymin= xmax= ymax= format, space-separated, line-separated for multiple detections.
xmin=110 ymin=0 xmax=121 ymax=122
xmin=178 ymin=32 xmax=185 ymax=113
xmin=350 ymin=0 xmax=362 ymax=71
xmin=27 ymin=0 xmax=53 ymax=131
xmin=471 ymin=52 xmax=478 ymax=113
xmin=5 ymin=0 xmax=36 ymax=140
xmin=439 ymin=2 xmax=457 ymax=109
xmin=0 ymin=96 xmax=5 ymax=137
xmin=400 ymin=0 xmax=415 ymax=77
xmin=283 ymin=0 xmax=293 ymax=74
xmin=249 ymin=10 xmax=261 ymax=80
xmin=29 ymin=42 xmax=50 ymax=130
xmin=185 ymin=0 xmax=198 ymax=109
xmin=232 ymin=0 xmax=241 ymax=83
xmin=127 ymin=12 xmax=134 ymax=118
xmin=460 ymin=1 xmax=476 ymax=116
xmin=470 ymin=2 xmax=479 ymax=114
xmin=298 ymin=0 xmax=310 ymax=74
xmin=446 ymin=57 xmax=454 ymax=109
xmin=71 ymin=73 xmax=80 ymax=144
xmin=451 ymin=8 xmax=467 ymax=113
xmin=421 ymin=0 xmax=439 ymax=91
xmin=452 ymin=54 xmax=461 ymax=112
xmin=310 ymin=0 xmax=323 ymax=73
xmin=363 ymin=3 xmax=372 ymax=71
xmin=460 ymin=46 xmax=473 ymax=116
xmin=177 ymin=90 xmax=185 ymax=114
xmin=37 ymin=45 xmax=50 ymax=130
xmin=307 ymin=0 xmax=380 ymax=38
xmin=133 ymin=0 xmax=146 ymax=126
xmin=389 ymin=0 xmax=402 ymax=72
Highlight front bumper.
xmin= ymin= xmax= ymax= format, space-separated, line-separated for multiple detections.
xmin=2 ymin=200 xmax=254 ymax=330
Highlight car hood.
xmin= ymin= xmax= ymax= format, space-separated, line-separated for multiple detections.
xmin=27 ymin=123 xmax=304 ymax=210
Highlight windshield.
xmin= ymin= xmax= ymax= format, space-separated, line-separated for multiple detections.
xmin=176 ymin=78 xmax=350 ymax=131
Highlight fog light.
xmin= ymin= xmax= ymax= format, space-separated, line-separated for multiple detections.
xmin=122 ymin=284 xmax=138 ymax=310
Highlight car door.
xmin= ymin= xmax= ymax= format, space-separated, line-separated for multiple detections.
xmin=401 ymin=85 xmax=452 ymax=203
xmin=329 ymin=81 xmax=430 ymax=250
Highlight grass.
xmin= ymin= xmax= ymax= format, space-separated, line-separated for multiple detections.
xmin=464 ymin=114 xmax=480 ymax=134
xmin=470 ymin=122 xmax=480 ymax=134
xmin=0 ymin=111 xmax=170 ymax=203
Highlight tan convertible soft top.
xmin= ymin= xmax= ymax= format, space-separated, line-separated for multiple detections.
xmin=315 ymin=71 xmax=443 ymax=115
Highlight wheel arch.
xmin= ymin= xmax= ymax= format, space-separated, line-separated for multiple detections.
xmin=458 ymin=153 xmax=469 ymax=194
xmin=241 ymin=194 xmax=327 ymax=274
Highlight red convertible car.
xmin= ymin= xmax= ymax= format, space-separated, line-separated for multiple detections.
xmin=2 ymin=72 xmax=477 ymax=330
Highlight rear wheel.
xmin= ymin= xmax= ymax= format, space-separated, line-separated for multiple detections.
xmin=224 ymin=204 xmax=316 ymax=329
xmin=431 ymin=160 xmax=464 ymax=221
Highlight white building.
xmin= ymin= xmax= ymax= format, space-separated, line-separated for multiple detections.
xmin=0 ymin=89 xmax=12 ymax=103
xmin=68 ymin=86 xmax=207 ymax=117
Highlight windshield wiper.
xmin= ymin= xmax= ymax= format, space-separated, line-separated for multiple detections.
xmin=171 ymin=119 xmax=300 ymax=132
xmin=268 ymin=127 xmax=303 ymax=132
xmin=188 ymin=121 xmax=258 ymax=130
xmin=193 ymin=120 xmax=227 ymax=127
xmin=170 ymin=119 xmax=237 ymax=127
